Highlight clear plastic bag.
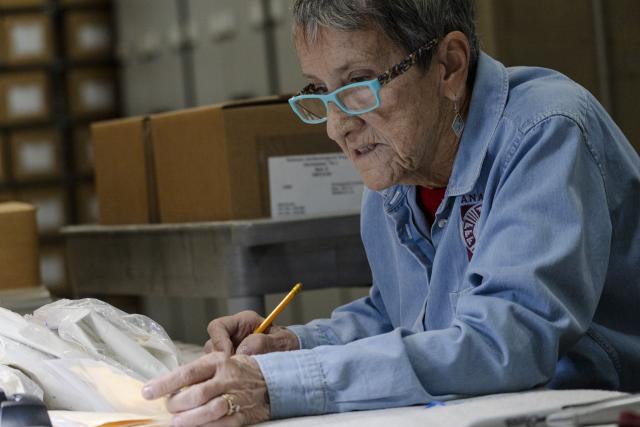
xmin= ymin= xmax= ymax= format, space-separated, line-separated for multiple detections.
xmin=0 ymin=335 xmax=85 ymax=410
xmin=0 ymin=299 xmax=181 ymax=410
xmin=0 ymin=307 xmax=84 ymax=359
xmin=32 ymin=299 xmax=179 ymax=381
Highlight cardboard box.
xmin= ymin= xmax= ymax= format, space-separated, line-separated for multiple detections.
xmin=606 ymin=0 xmax=640 ymax=153
xmin=39 ymin=243 xmax=67 ymax=294
xmin=9 ymin=129 xmax=62 ymax=181
xmin=0 ymin=72 xmax=50 ymax=125
xmin=0 ymin=0 xmax=45 ymax=9
xmin=64 ymin=11 xmax=113 ymax=60
xmin=0 ymin=13 xmax=53 ymax=65
xmin=0 ymin=202 xmax=40 ymax=290
xmin=18 ymin=187 xmax=67 ymax=234
xmin=73 ymin=126 xmax=95 ymax=175
xmin=475 ymin=0 xmax=600 ymax=98
xmin=76 ymin=181 xmax=99 ymax=223
xmin=67 ymin=68 xmax=117 ymax=118
xmin=151 ymin=100 xmax=343 ymax=222
xmin=92 ymin=116 xmax=154 ymax=224
xmin=93 ymin=97 xmax=341 ymax=224
xmin=474 ymin=0 xmax=639 ymax=153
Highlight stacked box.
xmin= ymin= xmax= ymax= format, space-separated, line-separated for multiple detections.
xmin=0 ymin=202 xmax=41 ymax=290
xmin=93 ymin=97 xmax=346 ymax=224
xmin=92 ymin=116 xmax=151 ymax=224
xmin=0 ymin=13 xmax=53 ymax=65
xmin=64 ymin=11 xmax=113 ymax=60
xmin=67 ymin=68 xmax=117 ymax=118
xmin=9 ymin=129 xmax=62 ymax=181
xmin=0 ymin=0 xmax=117 ymax=297
xmin=0 ymin=72 xmax=50 ymax=125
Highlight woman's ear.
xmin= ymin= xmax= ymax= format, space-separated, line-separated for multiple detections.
xmin=436 ymin=31 xmax=471 ymax=101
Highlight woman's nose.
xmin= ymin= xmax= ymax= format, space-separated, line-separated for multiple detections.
xmin=326 ymin=103 xmax=361 ymax=143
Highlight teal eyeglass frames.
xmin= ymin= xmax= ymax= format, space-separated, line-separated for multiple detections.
xmin=289 ymin=38 xmax=439 ymax=124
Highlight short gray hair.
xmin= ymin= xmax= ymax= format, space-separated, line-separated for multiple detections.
xmin=292 ymin=0 xmax=479 ymax=82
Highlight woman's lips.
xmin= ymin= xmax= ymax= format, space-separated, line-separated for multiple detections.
xmin=354 ymin=143 xmax=379 ymax=157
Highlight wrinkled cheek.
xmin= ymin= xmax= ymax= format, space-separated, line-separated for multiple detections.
xmin=337 ymin=142 xmax=352 ymax=160
xmin=327 ymin=135 xmax=351 ymax=159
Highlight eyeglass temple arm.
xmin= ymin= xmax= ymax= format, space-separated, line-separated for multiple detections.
xmin=377 ymin=38 xmax=439 ymax=86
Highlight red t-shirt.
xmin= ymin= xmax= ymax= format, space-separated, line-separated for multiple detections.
xmin=417 ymin=186 xmax=446 ymax=226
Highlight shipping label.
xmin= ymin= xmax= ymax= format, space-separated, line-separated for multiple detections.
xmin=268 ymin=153 xmax=364 ymax=218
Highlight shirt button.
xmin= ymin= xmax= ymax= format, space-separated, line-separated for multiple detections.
xmin=437 ymin=219 xmax=448 ymax=228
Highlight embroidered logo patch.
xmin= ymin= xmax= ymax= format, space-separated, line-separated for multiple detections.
xmin=460 ymin=193 xmax=483 ymax=260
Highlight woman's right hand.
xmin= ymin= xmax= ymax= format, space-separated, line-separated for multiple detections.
xmin=204 ymin=310 xmax=300 ymax=356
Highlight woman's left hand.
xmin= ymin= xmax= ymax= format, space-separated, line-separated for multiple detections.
xmin=142 ymin=352 xmax=270 ymax=426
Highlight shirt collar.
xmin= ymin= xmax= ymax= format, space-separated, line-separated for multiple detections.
xmin=445 ymin=52 xmax=509 ymax=196
xmin=379 ymin=52 xmax=509 ymax=207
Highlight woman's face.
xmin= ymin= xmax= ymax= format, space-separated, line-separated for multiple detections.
xmin=295 ymin=27 xmax=455 ymax=190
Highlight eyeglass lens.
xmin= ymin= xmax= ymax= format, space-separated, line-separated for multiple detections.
xmin=294 ymin=84 xmax=377 ymax=121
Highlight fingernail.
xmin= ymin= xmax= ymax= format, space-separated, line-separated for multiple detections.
xmin=142 ymin=385 xmax=154 ymax=400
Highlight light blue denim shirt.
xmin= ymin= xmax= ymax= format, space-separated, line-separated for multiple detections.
xmin=254 ymin=52 xmax=640 ymax=418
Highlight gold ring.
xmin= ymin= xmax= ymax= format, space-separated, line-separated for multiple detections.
xmin=221 ymin=393 xmax=240 ymax=416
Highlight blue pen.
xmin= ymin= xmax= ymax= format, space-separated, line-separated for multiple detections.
xmin=425 ymin=400 xmax=447 ymax=409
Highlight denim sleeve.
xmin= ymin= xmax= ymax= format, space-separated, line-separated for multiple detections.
xmin=287 ymin=284 xmax=394 ymax=349
xmin=255 ymin=116 xmax=612 ymax=418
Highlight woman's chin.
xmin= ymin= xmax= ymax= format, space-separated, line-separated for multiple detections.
xmin=360 ymin=174 xmax=395 ymax=192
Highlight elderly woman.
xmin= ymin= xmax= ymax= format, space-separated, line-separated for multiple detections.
xmin=143 ymin=0 xmax=640 ymax=425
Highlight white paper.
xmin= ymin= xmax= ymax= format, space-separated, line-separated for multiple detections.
xmin=7 ymin=84 xmax=44 ymax=117
xmin=49 ymin=411 xmax=167 ymax=427
xmin=268 ymin=153 xmax=364 ymax=218
xmin=254 ymin=390 xmax=624 ymax=427
xmin=80 ymin=80 xmax=114 ymax=111
xmin=11 ymin=23 xmax=45 ymax=57
xmin=19 ymin=139 xmax=55 ymax=175
xmin=43 ymin=359 xmax=169 ymax=415
xmin=78 ymin=24 xmax=111 ymax=51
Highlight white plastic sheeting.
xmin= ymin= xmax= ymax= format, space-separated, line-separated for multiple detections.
xmin=0 ymin=364 xmax=43 ymax=399
xmin=0 ymin=298 xmax=178 ymax=413
xmin=32 ymin=299 xmax=179 ymax=380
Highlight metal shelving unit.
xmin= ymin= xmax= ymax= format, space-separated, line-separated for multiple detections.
xmin=63 ymin=213 xmax=372 ymax=314
xmin=0 ymin=0 xmax=120 ymax=293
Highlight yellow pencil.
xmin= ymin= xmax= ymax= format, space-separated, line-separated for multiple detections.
xmin=254 ymin=283 xmax=302 ymax=334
